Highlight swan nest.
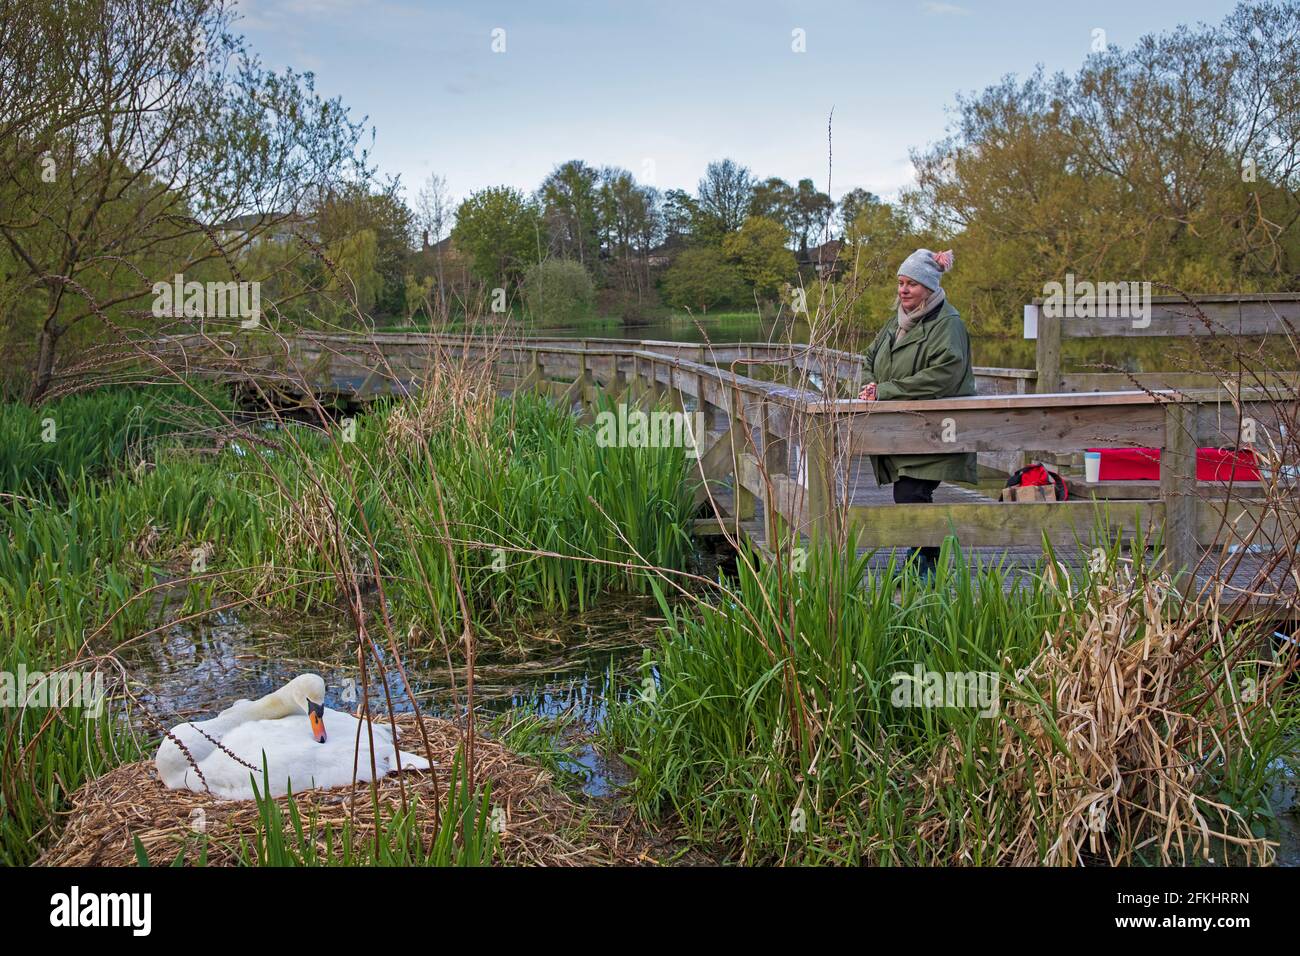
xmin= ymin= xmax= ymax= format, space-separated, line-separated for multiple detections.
xmin=38 ymin=714 xmax=665 ymax=866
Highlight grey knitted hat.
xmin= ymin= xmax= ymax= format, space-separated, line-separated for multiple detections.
xmin=897 ymin=248 xmax=954 ymax=291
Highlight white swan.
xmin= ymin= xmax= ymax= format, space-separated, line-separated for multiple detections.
xmin=155 ymin=674 xmax=431 ymax=800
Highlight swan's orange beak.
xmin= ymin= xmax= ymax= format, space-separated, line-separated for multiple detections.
xmin=307 ymin=700 xmax=326 ymax=743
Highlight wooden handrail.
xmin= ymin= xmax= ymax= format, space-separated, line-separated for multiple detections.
xmin=153 ymin=329 xmax=1297 ymax=581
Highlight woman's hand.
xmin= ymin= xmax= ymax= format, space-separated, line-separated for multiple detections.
xmin=858 ymin=382 xmax=877 ymax=401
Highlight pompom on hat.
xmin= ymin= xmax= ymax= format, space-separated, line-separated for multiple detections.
xmin=897 ymin=248 xmax=954 ymax=292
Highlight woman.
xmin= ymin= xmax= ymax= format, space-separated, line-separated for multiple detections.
xmin=858 ymin=248 xmax=976 ymax=579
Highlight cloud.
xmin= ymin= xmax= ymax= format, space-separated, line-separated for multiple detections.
xmin=238 ymin=0 xmax=368 ymax=31
xmin=921 ymin=2 xmax=970 ymax=15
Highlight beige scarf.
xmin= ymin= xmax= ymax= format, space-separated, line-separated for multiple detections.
xmin=895 ymin=288 xmax=945 ymax=343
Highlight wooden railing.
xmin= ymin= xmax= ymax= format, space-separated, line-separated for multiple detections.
xmin=1023 ymin=292 xmax=1300 ymax=393
xmin=154 ymin=330 xmax=1297 ymax=595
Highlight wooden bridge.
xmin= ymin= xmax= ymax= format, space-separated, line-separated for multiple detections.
xmin=155 ymin=293 xmax=1299 ymax=613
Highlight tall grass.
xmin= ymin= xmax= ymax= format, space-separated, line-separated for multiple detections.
xmin=234 ymin=749 xmax=495 ymax=867
xmin=0 ymin=383 xmax=233 ymax=500
xmin=610 ymin=535 xmax=1296 ymax=865
xmin=0 ymin=382 xmax=694 ymax=864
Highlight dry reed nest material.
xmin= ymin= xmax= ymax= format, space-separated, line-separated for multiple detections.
xmin=383 ymin=361 xmax=496 ymax=450
xmin=919 ymin=570 xmax=1276 ymax=866
xmin=38 ymin=714 xmax=656 ymax=867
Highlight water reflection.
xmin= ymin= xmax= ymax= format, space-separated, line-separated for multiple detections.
xmin=122 ymin=597 xmax=665 ymax=797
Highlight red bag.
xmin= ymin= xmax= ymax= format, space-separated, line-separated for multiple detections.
xmin=1086 ymin=447 xmax=1160 ymax=480
xmin=1085 ymin=447 xmax=1261 ymax=482
xmin=1195 ymin=448 xmax=1261 ymax=482
xmin=1005 ymin=463 xmax=1068 ymax=500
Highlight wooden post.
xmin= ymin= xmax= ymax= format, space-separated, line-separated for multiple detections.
xmin=697 ymin=373 xmax=718 ymax=430
xmin=1032 ymin=304 xmax=1061 ymax=394
xmin=762 ymin=399 xmax=790 ymax=549
xmin=628 ymin=355 xmax=643 ymax=406
xmin=518 ymin=350 xmax=543 ymax=396
xmin=573 ymin=352 xmax=595 ymax=421
xmin=668 ymin=363 xmax=686 ymax=413
xmin=730 ymin=387 xmax=755 ymax=522
xmin=646 ymin=359 xmax=660 ymax=405
xmin=1160 ymin=401 xmax=1197 ymax=582
xmin=804 ymin=412 xmax=839 ymax=544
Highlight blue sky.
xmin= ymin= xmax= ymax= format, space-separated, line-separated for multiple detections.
xmin=237 ymin=0 xmax=1245 ymax=211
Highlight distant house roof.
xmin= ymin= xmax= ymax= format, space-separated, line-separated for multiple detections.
xmin=798 ymin=239 xmax=843 ymax=268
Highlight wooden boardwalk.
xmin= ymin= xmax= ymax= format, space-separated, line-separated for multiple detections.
xmin=156 ymin=327 xmax=1299 ymax=616
xmin=705 ymin=435 xmax=1293 ymax=613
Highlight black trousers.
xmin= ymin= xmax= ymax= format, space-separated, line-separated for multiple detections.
xmin=893 ymin=476 xmax=941 ymax=567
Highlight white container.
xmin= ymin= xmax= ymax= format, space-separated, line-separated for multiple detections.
xmin=1084 ymin=451 xmax=1102 ymax=483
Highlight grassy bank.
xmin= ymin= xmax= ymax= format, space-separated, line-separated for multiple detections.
xmin=610 ymin=537 xmax=1297 ymax=865
xmin=0 ymin=382 xmax=695 ymax=864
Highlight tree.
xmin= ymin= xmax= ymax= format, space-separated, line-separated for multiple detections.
xmin=312 ymin=180 xmax=414 ymax=317
xmin=661 ymin=247 xmax=748 ymax=312
xmin=413 ymin=173 xmax=453 ymax=248
xmin=450 ymin=186 xmax=541 ymax=290
xmin=905 ymin=1 xmax=1300 ymax=333
xmin=749 ymin=177 xmax=797 ymax=244
xmin=539 ymin=160 xmax=601 ymax=267
xmin=696 ymin=159 xmax=754 ymax=241
xmin=523 ymin=259 xmax=595 ymax=327
xmin=837 ymin=188 xmax=879 ymax=237
xmin=0 ymin=0 xmax=369 ymax=402
xmin=413 ymin=171 xmax=454 ymax=317
xmin=662 ymin=189 xmax=700 ymax=248
xmin=841 ymin=197 xmax=919 ymax=319
xmin=325 ymin=229 xmax=382 ymax=316
xmin=723 ymin=217 xmax=798 ymax=303
xmin=598 ymin=167 xmax=662 ymax=304
xmin=790 ymin=178 xmax=835 ymax=253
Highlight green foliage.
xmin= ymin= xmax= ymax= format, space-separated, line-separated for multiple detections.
xmin=904 ymin=3 xmax=1300 ymax=334
xmin=221 ymin=749 xmax=496 ymax=867
xmin=325 ymin=228 xmax=383 ymax=316
xmin=789 ymin=178 xmax=835 ymax=252
xmin=522 ymin=259 xmax=596 ymax=328
xmin=0 ymin=384 xmax=695 ymax=864
xmin=723 ymin=216 xmax=797 ymax=303
xmin=661 ymin=247 xmax=749 ymax=312
xmin=0 ymin=0 xmax=371 ymax=401
xmin=539 ymin=160 xmax=602 ymax=266
xmin=0 ymin=383 xmax=232 ymax=500
xmin=612 ymin=535 xmax=1297 ymax=865
xmin=748 ymin=177 xmax=797 ymax=240
xmin=695 ymin=159 xmax=754 ymax=242
xmin=837 ymin=196 xmax=922 ymax=324
xmin=451 ymin=186 xmax=542 ymax=289
xmin=312 ymin=180 xmax=416 ymax=317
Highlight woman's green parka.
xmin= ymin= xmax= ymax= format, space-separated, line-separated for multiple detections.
xmin=863 ymin=298 xmax=978 ymax=485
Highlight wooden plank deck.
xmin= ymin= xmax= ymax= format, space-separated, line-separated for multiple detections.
xmin=703 ymin=460 xmax=1296 ymax=616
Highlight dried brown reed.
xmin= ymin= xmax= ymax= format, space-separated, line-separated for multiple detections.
xmin=921 ymin=562 xmax=1282 ymax=866
xmin=38 ymin=713 xmax=666 ymax=867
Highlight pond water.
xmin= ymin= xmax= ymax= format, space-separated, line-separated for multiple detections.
xmin=122 ymin=595 xmax=665 ymax=798
xmin=120 ymin=589 xmax=1299 ymax=862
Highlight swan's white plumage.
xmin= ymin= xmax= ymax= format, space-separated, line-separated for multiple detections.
xmin=155 ymin=675 xmax=430 ymax=800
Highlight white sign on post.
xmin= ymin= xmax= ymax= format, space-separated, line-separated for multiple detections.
xmin=1023 ymin=304 xmax=1039 ymax=340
